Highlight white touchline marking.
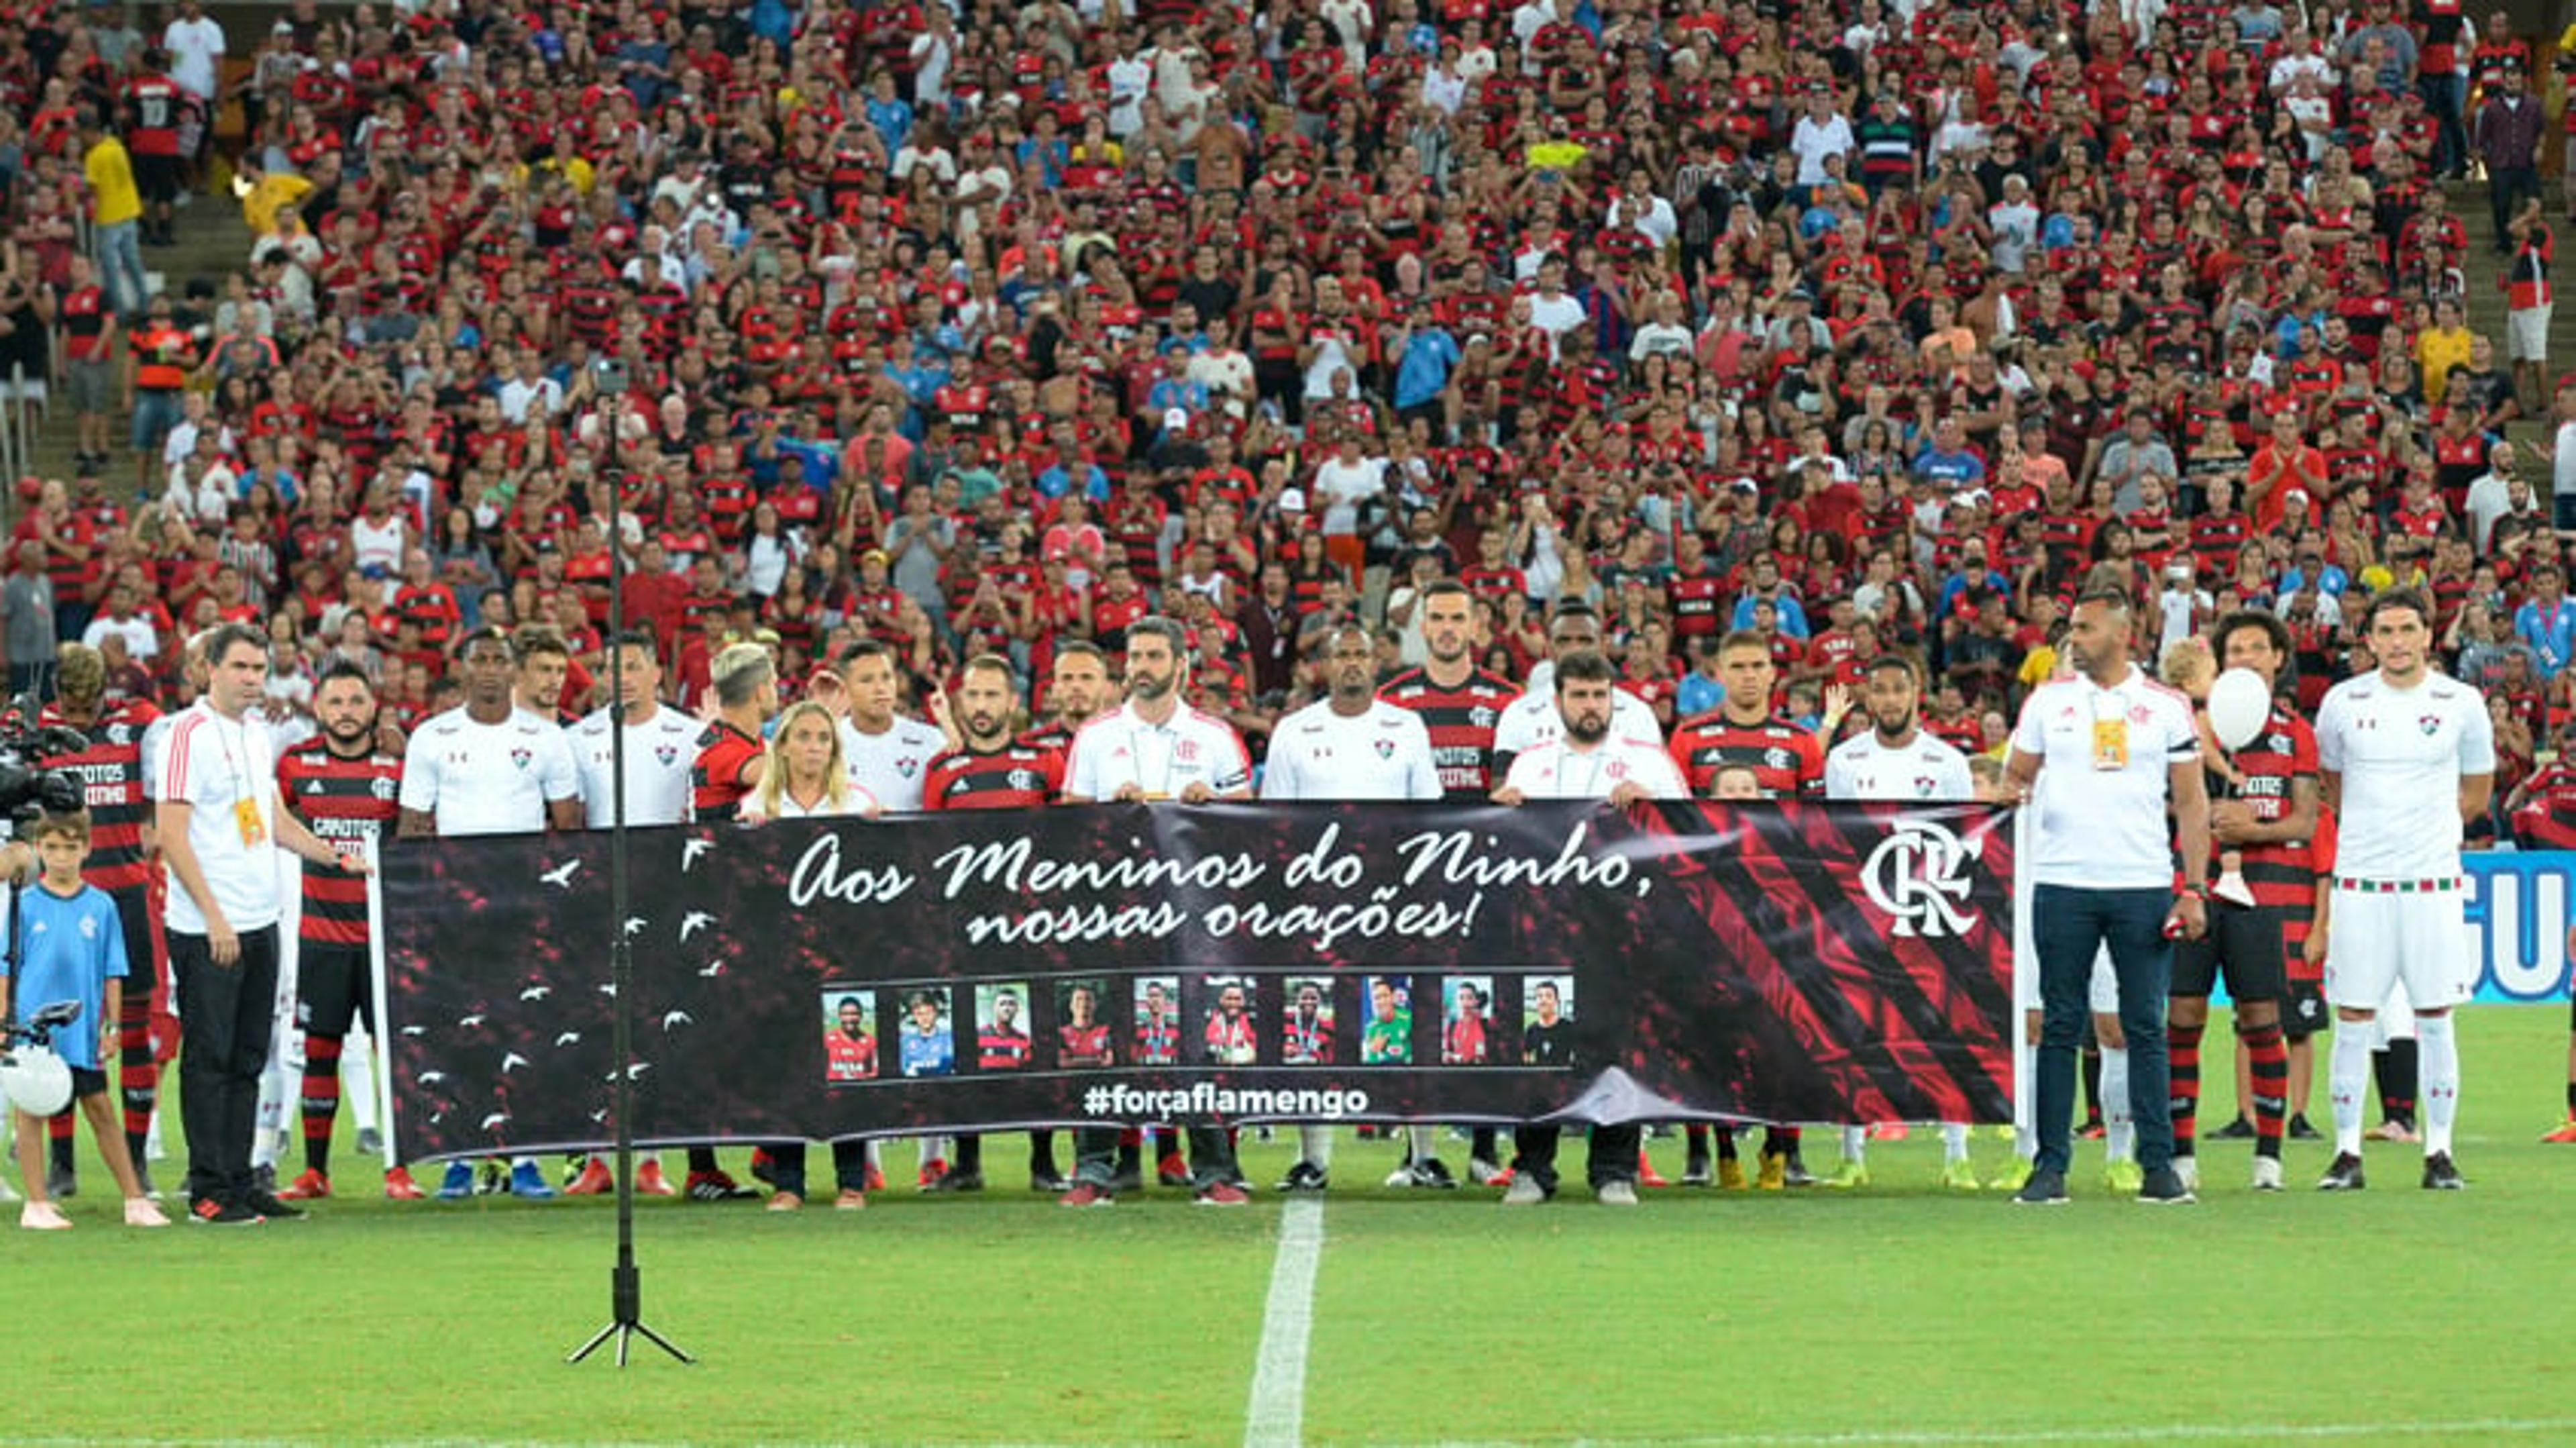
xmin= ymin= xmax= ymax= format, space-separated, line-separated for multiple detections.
xmin=1242 ymin=1196 xmax=1327 ymax=1448
xmin=1522 ymin=1419 xmax=2576 ymax=1448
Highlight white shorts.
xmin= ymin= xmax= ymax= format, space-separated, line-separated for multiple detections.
xmin=2018 ymin=943 xmax=2119 ymax=1014
xmin=2323 ymin=884 xmax=2473 ymax=1013
xmin=2511 ymin=305 xmax=2553 ymax=362
xmin=2372 ymin=988 xmax=2416 ymax=1045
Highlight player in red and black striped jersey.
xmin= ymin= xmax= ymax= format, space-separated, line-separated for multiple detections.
xmin=1662 ymin=630 xmax=1827 ymax=1186
xmin=272 ymin=662 xmax=419 ymax=1200
xmin=2169 ymin=612 xmax=2315 ymax=1191
xmin=690 ymin=643 xmax=777 ymax=823
xmin=920 ymin=654 xmax=1065 ymax=1192
xmin=40 ymin=643 xmax=164 ymax=1188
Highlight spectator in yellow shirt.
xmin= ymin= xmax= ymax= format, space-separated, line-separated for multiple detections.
xmin=2415 ymin=295 xmax=2476 ymax=394
xmin=78 ymin=108 xmax=146 ymax=317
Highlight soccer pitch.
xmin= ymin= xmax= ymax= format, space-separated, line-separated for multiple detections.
xmin=12 ymin=1008 xmax=2574 ymax=1448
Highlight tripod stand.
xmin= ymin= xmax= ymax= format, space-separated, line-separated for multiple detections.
xmin=567 ymin=358 xmax=691 ymax=1367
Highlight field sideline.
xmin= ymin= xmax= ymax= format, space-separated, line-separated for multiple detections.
xmin=9 ymin=1007 xmax=2573 ymax=1447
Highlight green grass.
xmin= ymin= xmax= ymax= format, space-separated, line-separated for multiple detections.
xmin=10 ymin=1009 xmax=2576 ymax=1447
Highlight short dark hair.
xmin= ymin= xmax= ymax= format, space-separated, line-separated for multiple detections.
xmin=314 ymin=660 xmax=375 ymax=695
xmin=1127 ymin=615 xmax=1189 ymax=658
xmin=456 ymin=624 xmax=513 ymax=658
xmin=836 ymin=995 xmax=865 ymax=1013
xmin=2210 ymin=609 xmax=2291 ymax=664
xmin=2073 ymin=584 xmax=2133 ymax=614
xmin=1716 ymin=629 xmax=1771 ymax=660
xmin=1422 ymin=578 xmax=1473 ymax=606
xmin=610 ymin=628 xmax=659 ymax=663
xmin=837 ymin=637 xmax=896 ymax=671
xmin=2361 ymin=586 xmax=2434 ymax=634
xmin=1554 ymin=648 xmax=1616 ymax=688
xmin=205 ymin=621 xmax=268 ymax=669
xmin=1863 ymin=652 xmax=1922 ymax=684
xmin=1054 ymin=639 xmax=1106 ymax=668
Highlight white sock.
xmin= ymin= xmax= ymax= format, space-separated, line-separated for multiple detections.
xmin=1839 ymin=1125 xmax=1866 ymax=1163
xmin=342 ymin=1028 xmax=378 ymax=1137
xmin=864 ymin=1139 xmax=883 ymax=1171
xmin=1298 ymin=1125 xmax=1333 ymax=1168
xmin=2330 ymin=1022 xmax=2374 ymax=1156
xmin=2417 ymin=1014 xmax=2460 ymax=1156
xmin=510 ymin=1155 xmax=537 ymax=1170
xmin=2101 ymin=1045 xmax=2134 ymax=1163
xmin=1406 ymin=1125 xmax=1436 ymax=1161
xmin=1941 ymin=1122 xmax=1970 ymax=1162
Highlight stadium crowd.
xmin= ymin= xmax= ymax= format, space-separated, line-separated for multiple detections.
xmin=4 ymin=0 xmax=2576 ymax=1222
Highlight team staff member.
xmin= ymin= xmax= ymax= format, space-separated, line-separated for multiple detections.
xmin=1380 ymin=579 xmax=1521 ymax=1185
xmin=274 ymin=664 xmax=419 ymax=1202
xmin=2004 ymin=588 xmax=2210 ymax=1206
xmin=1492 ymin=649 xmax=1683 ymax=1207
xmin=157 ymin=622 xmax=371 ymax=1226
xmin=1261 ymin=624 xmax=1442 ymax=1193
xmin=1489 ymin=604 xmax=1660 ymax=781
xmin=1059 ymin=617 xmax=1253 ymax=1208
xmin=398 ymin=627 xmax=583 ymax=1202
xmin=2170 ymin=613 xmax=2314 ymax=1194
xmin=922 ymin=654 xmax=1067 ymax=1194
xmin=38 ymin=642 xmax=162 ymax=1200
xmin=2314 ymin=589 xmax=2493 ymax=1192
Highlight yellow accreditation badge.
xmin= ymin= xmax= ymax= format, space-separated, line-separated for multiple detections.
xmin=2090 ymin=714 xmax=2129 ymax=772
xmin=234 ymin=796 xmax=268 ymax=847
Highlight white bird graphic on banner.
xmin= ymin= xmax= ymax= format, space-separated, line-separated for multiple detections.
xmin=679 ymin=911 xmax=715 ymax=941
xmin=604 ymin=1063 xmax=652 ymax=1082
xmin=480 ymin=1113 xmax=510 ymax=1131
xmin=401 ymin=1025 xmax=427 ymax=1037
xmin=661 ymin=1010 xmax=694 ymax=1030
xmin=419 ymin=1072 xmax=449 ymax=1087
xmin=501 ymin=1053 xmax=531 ymax=1074
xmin=457 ymin=1014 xmax=486 ymax=1029
xmin=519 ymin=986 xmax=551 ymax=1002
xmin=590 ymin=1109 xmax=610 ymax=1124
xmin=541 ymin=860 xmax=581 ymax=888
xmin=698 ymin=960 xmax=726 ymax=978
xmin=555 ymin=1031 xmax=582 ymax=1047
xmin=623 ymin=917 xmax=648 ymax=939
xmin=598 ymin=982 xmax=617 ymax=998
xmin=682 ymin=839 xmax=713 ymax=871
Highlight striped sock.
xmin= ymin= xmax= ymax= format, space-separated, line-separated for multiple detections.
xmin=119 ymin=988 xmax=158 ymax=1166
xmin=2377 ymin=1037 xmax=2419 ymax=1125
xmin=301 ymin=1035 xmax=342 ymax=1176
xmin=47 ymin=1110 xmax=73 ymax=1172
xmin=2245 ymin=1022 xmax=2289 ymax=1160
xmin=2167 ymin=1022 xmax=2204 ymax=1157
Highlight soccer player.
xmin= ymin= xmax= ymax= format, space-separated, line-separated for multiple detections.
xmin=5 ymin=809 xmax=167 ymax=1229
xmin=1379 ymin=580 xmax=1521 ymax=1184
xmin=273 ymin=664 xmax=421 ymax=1201
xmin=828 ymin=639 xmax=951 ymax=813
xmin=397 ymin=626 xmax=583 ymax=1202
xmin=1061 ymin=984 xmax=1113 ymax=1066
xmin=1444 ymin=984 xmax=1491 ymax=1064
xmin=825 ymin=997 xmax=877 ymax=1082
xmin=1821 ymin=653 xmax=1980 ymax=1190
xmin=36 ymin=643 xmax=163 ymax=1202
xmin=1362 ymin=978 xmax=1411 ymax=1064
xmin=1204 ymin=982 xmax=1256 ymax=1065
xmin=921 ymin=654 xmax=1066 ymax=1193
xmin=1262 ymin=623 xmax=1442 ymax=1192
xmin=1666 ymin=629 xmax=1835 ymax=1188
xmin=1059 ymin=616 xmax=1254 ymax=1207
xmin=692 ymin=643 xmax=777 ymax=824
xmin=2169 ymin=613 xmax=2315 ymax=1192
xmin=2312 ymin=589 xmax=2493 ymax=1191
xmin=1493 ymin=649 xmax=1685 ymax=1206
xmin=564 ymin=630 xmax=706 ymax=1196
xmin=1283 ymin=983 xmax=1332 ymax=1064
xmin=160 ymin=623 xmax=372 ymax=1225
xmin=2003 ymin=588 xmax=2209 ymax=1206
xmin=900 ymin=992 xmax=954 ymax=1077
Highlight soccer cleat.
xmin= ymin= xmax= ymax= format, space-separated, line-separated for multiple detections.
xmin=1276 ymin=1161 xmax=1328 ymax=1193
xmin=1823 ymin=1159 xmax=1868 ymax=1189
xmin=765 ymin=1190 xmax=803 ymax=1211
xmin=2211 ymin=1115 xmax=2255 ymax=1141
xmin=190 ymin=1197 xmax=263 ymax=1225
xmin=2542 ymin=1119 xmax=2576 ymax=1143
xmin=2286 ymin=1113 xmax=2322 ymax=1141
xmin=1680 ymin=1155 xmax=1713 ymax=1187
xmin=1407 ymin=1157 xmax=1458 ymax=1189
xmin=928 ymin=1169 xmax=985 ymax=1194
xmin=2104 ymin=1159 xmax=2144 ymax=1195
xmin=2366 ymin=1119 xmax=2420 ymax=1143
xmin=2420 ymin=1152 xmax=2465 ymax=1190
xmin=1501 ymin=1174 xmax=1547 ymax=1206
xmin=2078 ymin=1117 xmax=2106 ymax=1141
xmin=634 ymin=1160 xmax=680 ymax=1196
xmin=123 ymin=1197 xmax=170 ymax=1228
xmin=19 ymin=1200 xmax=71 ymax=1230
xmin=2251 ymin=1157 xmax=2284 ymax=1192
xmin=835 ymin=1189 xmax=869 ymax=1210
xmin=383 ymin=1167 xmax=425 ymax=1200
xmin=1636 ymin=1151 xmax=1670 ymax=1188
xmin=748 ymin=1147 xmax=776 ymax=1187
xmin=506 ymin=1161 xmax=556 ymax=1200
xmin=45 ymin=1164 xmax=74 ymax=1200
xmin=356 ymin=1127 xmax=384 ymax=1157
xmin=1058 ymin=1183 xmax=1114 ymax=1208
xmin=2010 ymin=1168 xmax=2070 ymax=1205
xmin=1755 ymin=1155 xmax=1786 ymax=1191
xmin=1467 ymin=1157 xmax=1509 ymax=1186
xmin=1781 ymin=1153 xmax=1817 ymax=1187
xmin=437 ymin=1162 xmax=476 ymax=1200
xmin=1717 ymin=1158 xmax=1748 ymax=1190
xmin=1595 ymin=1179 xmax=1639 ymax=1206
xmin=1868 ymin=1123 xmax=1910 ymax=1142
xmin=1157 ymin=1152 xmax=1191 ymax=1188
xmin=253 ymin=1163 xmax=279 ymax=1199
xmin=1193 ymin=1182 xmax=1250 ymax=1206
xmin=916 ymin=1158 xmax=949 ymax=1190
xmin=1989 ymin=1158 xmax=2033 ymax=1193
xmin=2171 ymin=1156 xmax=2200 ymax=1194
xmin=1383 ymin=1161 xmax=1418 ymax=1188
xmin=247 ymin=1191 xmax=307 ymax=1221
xmin=862 ymin=1162 xmax=888 ymax=1194
xmin=684 ymin=1170 xmax=753 ymax=1202
xmin=2316 ymin=1153 xmax=2367 ymax=1190
xmin=2135 ymin=1166 xmax=2196 ymax=1204
xmin=277 ymin=1169 xmax=331 ymax=1200
xmin=2211 ymin=870 xmax=2256 ymax=909
xmin=563 ymin=1157 xmax=614 ymax=1196
xmin=1030 ymin=1168 xmax=1070 ymax=1193
xmin=1940 ymin=1157 xmax=1981 ymax=1192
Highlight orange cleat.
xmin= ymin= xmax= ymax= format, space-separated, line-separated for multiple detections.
xmin=2542 ymin=1119 xmax=2576 ymax=1143
xmin=382 ymin=1167 xmax=425 ymax=1200
xmin=276 ymin=1168 xmax=331 ymax=1200
xmin=1636 ymin=1151 xmax=1671 ymax=1188
xmin=863 ymin=1161 xmax=887 ymax=1192
xmin=562 ymin=1157 xmax=615 ymax=1196
xmin=916 ymin=1157 xmax=949 ymax=1190
xmin=633 ymin=1159 xmax=681 ymax=1197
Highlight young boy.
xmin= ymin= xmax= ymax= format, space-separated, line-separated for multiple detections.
xmin=5 ymin=811 xmax=167 ymax=1229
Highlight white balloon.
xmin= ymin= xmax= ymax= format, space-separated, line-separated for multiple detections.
xmin=2206 ymin=668 xmax=2272 ymax=751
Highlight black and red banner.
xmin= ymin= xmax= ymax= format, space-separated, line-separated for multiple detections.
xmin=380 ymin=803 xmax=2016 ymax=1161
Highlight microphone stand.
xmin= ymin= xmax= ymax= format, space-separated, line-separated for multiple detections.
xmin=568 ymin=360 xmax=691 ymax=1367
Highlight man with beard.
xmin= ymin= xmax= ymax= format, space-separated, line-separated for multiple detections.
xmin=1380 ymin=580 xmax=1521 ymax=1184
xmin=273 ymin=664 xmax=420 ymax=1202
xmin=1489 ymin=604 xmax=1661 ymax=781
xmin=1822 ymin=654 xmax=1980 ymax=1190
xmin=1061 ymin=617 xmax=1252 ymax=1206
xmin=920 ymin=655 xmax=1066 ymax=1192
xmin=1263 ymin=623 xmax=1440 ymax=1191
xmin=1492 ymin=650 xmax=1684 ymax=1206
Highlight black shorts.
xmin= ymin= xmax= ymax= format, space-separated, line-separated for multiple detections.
xmin=133 ymin=153 xmax=180 ymax=205
xmin=2282 ymin=976 xmax=2329 ymax=1040
xmin=2170 ymin=900 xmax=2286 ymax=1003
xmin=295 ymin=943 xmax=375 ymax=1039
xmin=62 ymin=1065 xmax=108 ymax=1102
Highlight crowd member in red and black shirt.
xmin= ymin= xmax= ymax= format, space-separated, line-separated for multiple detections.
xmin=270 ymin=662 xmax=421 ymax=1201
xmin=689 ymin=642 xmax=775 ymax=824
xmin=2168 ymin=612 xmax=2314 ymax=1190
xmin=1663 ymin=629 xmax=1831 ymax=1186
xmin=921 ymin=653 xmax=1067 ymax=1192
xmin=40 ymin=642 xmax=162 ymax=1190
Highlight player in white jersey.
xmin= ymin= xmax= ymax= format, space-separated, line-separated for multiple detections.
xmin=396 ymin=627 xmax=583 ymax=1200
xmin=1823 ymin=653 xmax=1981 ymax=1190
xmin=819 ymin=639 xmax=951 ymax=812
xmin=1490 ymin=604 xmax=1662 ymax=780
xmin=569 ymin=630 xmax=700 ymax=829
xmin=1260 ymin=624 xmax=1442 ymax=1193
xmin=1493 ymin=650 xmax=1682 ymax=1206
xmin=2311 ymin=589 xmax=2493 ymax=1191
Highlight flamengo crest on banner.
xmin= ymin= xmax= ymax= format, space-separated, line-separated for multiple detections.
xmin=1860 ymin=816 xmax=1984 ymax=938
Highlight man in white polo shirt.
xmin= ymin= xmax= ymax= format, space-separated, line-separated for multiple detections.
xmin=1260 ymin=622 xmax=1441 ymax=1192
xmin=157 ymin=621 xmax=371 ymax=1225
xmin=2312 ymin=588 xmax=2493 ymax=1192
xmin=2004 ymin=586 xmax=2211 ymax=1206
